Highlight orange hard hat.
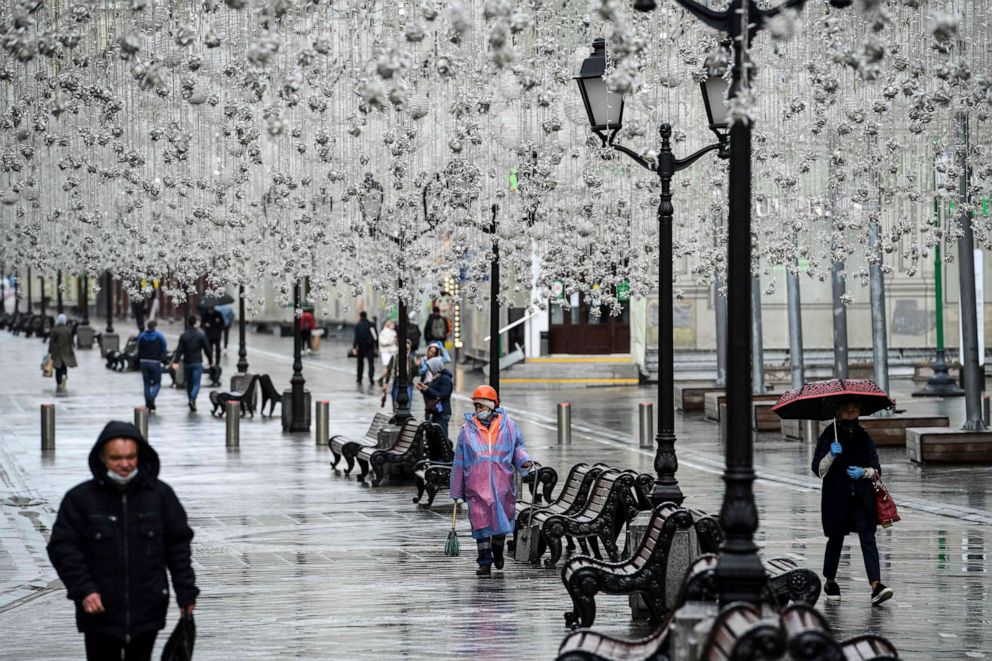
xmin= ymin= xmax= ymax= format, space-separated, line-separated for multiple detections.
xmin=471 ymin=385 xmax=499 ymax=406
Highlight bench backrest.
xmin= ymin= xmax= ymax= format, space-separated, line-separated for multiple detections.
xmin=231 ymin=373 xmax=254 ymax=393
xmin=389 ymin=418 xmax=420 ymax=452
xmin=780 ymin=604 xmax=844 ymax=661
xmin=553 ymin=463 xmax=607 ymax=513
xmin=366 ymin=412 xmax=391 ymax=440
xmin=578 ymin=470 xmax=631 ymax=517
xmin=258 ymin=374 xmax=281 ymax=399
xmin=702 ymin=602 xmax=784 ymax=661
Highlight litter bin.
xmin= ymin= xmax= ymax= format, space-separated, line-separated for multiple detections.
xmin=539 ymin=331 xmax=550 ymax=357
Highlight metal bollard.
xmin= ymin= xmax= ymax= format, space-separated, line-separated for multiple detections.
xmin=638 ymin=402 xmax=654 ymax=448
xmin=41 ymin=404 xmax=56 ymax=451
xmin=557 ymin=402 xmax=572 ymax=445
xmin=225 ymin=401 xmax=240 ymax=447
xmin=315 ymin=400 xmax=329 ymax=446
xmin=802 ymin=419 xmax=818 ymax=443
xmin=134 ymin=407 xmax=149 ymax=442
xmin=984 ymin=395 xmax=991 ymax=427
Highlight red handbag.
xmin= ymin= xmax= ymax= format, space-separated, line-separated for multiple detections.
xmin=873 ymin=476 xmax=900 ymax=528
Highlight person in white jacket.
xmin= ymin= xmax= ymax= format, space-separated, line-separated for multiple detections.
xmin=376 ymin=319 xmax=398 ymax=386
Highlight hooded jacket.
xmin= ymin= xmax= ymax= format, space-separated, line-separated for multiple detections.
xmin=47 ymin=421 xmax=199 ymax=639
xmin=450 ymin=408 xmax=531 ymax=539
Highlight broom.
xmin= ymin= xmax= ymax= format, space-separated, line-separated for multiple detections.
xmin=444 ymin=502 xmax=460 ymax=556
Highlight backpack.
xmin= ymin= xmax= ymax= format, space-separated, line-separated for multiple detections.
xmin=430 ymin=316 xmax=447 ymax=339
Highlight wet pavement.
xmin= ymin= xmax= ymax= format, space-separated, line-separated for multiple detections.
xmin=0 ymin=322 xmax=989 ymax=660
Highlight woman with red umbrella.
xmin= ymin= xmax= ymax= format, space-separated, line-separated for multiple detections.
xmin=811 ymin=398 xmax=894 ymax=606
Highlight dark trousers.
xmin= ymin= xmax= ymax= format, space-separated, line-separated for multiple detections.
xmin=428 ymin=411 xmax=451 ymax=442
xmin=134 ymin=315 xmax=145 ymax=334
xmin=302 ymin=329 xmax=312 ymax=350
xmin=209 ymin=337 xmax=222 ymax=365
xmin=54 ymin=365 xmax=67 ymax=384
xmin=476 ymin=535 xmax=506 ymax=567
xmin=84 ymin=630 xmax=157 ymax=661
xmin=223 ymin=325 xmax=230 ymax=348
xmin=356 ymin=348 xmax=375 ymax=383
xmin=824 ymin=530 xmax=881 ymax=583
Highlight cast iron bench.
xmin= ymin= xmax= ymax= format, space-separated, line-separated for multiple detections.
xmin=533 ymin=469 xmax=640 ymax=567
xmin=413 ymin=455 xmax=557 ymax=510
xmin=781 ymin=603 xmax=899 ymax=660
xmin=106 ymin=335 xmax=138 ymax=371
xmin=355 ymin=417 xmax=424 ymax=485
xmin=209 ymin=373 xmax=259 ymax=418
xmin=329 ymin=412 xmax=392 ymax=475
xmin=512 ymin=463 xmax=610 ymax=562
xmin=562 ymin=502 xmax=696 ymax=629
xmin=258 ymin=373 xmax=283 ymax=417
xmin=763 ymin=556 xmax=821 ymax=607
xmin=555 ymin=554 xmax=719 ymax=661
xmin=700 ymin=601 xmax=786 ymax=661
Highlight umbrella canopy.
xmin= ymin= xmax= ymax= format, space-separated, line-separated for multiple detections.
xmin=199 ymin=293 xmax=235 ymax=308
xmin=771 ymin=379 xmax=894 ymax=420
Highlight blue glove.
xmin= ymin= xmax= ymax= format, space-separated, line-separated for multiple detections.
xmin=846 ymin=466 xmax=865 ymax=480
xmin=830 ymin=441 xmax=842 ymax=456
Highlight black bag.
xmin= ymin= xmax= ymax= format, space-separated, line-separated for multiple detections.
xmin=161 ymin=613 xmax=195 ymax=661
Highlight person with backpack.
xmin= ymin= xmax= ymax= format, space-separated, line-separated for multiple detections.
xmin=352 ymin=311 xmax=377 ymax=386
xmin=415 ymin=356 xmax=453 ymax=441
xmin=173 ymin=315 xmax=213 ymax=412
xmin=423 ymin=306 xmax=449 ymax=345
xmin=136 ymin=320 xmax=168 ymax=411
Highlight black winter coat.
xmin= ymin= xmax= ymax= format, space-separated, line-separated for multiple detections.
xmin=811 ymin=421 xmax=881 ymax=538
xmin=47 ymin=421 xmax=199 ymax=639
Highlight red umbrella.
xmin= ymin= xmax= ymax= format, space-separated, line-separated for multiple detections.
xmin=771 ymin=379 xmax=894 ymax=420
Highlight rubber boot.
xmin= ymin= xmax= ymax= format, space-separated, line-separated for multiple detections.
xmin=476 ymin=539 xmax=493 ymax=576
xmin=492 ymin=535 xmax=506 ymax=570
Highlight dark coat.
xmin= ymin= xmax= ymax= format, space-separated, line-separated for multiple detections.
xmin=353 ymin=318 xmax=376 ymax=350
xmin=422 ymin=369 xmax=454 ymax=416
xmin=201 ymin=310 xmax=225 ymax=340
xmin=811 ymin=421 xmax=881 ymax=538
xmin=48 ymin=324 xmax=78 ymax=369
xmin=47 ymin=421 xmax=199 ymax=639
xmin=175 ymin=329 xmax=211 ymax=365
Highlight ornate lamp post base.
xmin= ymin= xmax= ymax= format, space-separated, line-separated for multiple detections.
xmin=913 ymin=350 xmax=964 ymax=397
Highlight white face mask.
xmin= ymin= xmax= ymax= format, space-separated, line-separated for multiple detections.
xmin=106 ymin=468 xmax=138 ymax=486
xmin=476 ymin=409 xmax=493 ymax=422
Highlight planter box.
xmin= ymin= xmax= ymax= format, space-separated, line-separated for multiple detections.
xmin=907 ymin=426 xmax=992 ymax=463
xmin=819 ymin=416 xmax=950 ymax=447
xmin=675 ymin=384 xmax=723 ymax=412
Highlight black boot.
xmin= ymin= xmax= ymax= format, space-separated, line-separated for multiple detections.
xmin=492 ymin=535 xmax=506 ymax=570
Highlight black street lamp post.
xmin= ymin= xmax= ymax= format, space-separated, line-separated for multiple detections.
xmin=56 ymin=272 xmax=63 ymax=314
xmin=289 ymin=280 xmax=308 ymax=432
xmin=26 ymin=267 xmax=32 ymax=315
xmin=486 ymin=204 xmax=501 ymax=396
xmin=632 ymin=0 xmax=851 ymax=607
xmin=40 ymin=274 xmax=47 ymax=319
xmin=104 ymin=271 xmax=114 ymax=333
xmin=81 ymin=274 xmax=89 ymax=324
xmin=577 ymin=38 xmax=729 ymax=509
xmin=394 ymin=288 xmax=412 ymax=422
xmin=237 ymin=284 xmax=249 ymax=374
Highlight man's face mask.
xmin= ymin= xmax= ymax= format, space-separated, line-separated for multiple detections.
xmin=106 ymin=467 xmax=138 ymax=486
xmin=476 ymin=408 xmax=492 ymax=421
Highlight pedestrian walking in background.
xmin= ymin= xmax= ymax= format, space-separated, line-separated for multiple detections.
xmin=201 ymin=304 xmax=225 ymax=365
xmin=415 ymin=356 xmax=453 ymax=441
xmin=450 ymin=386 xmax=533 ymax=576
xmin=382 ymin=339 xmax=416 ymax=412
xmin=812 ymin=399 xmax=894 ymax=606
xmin=47 ymin=421 xmax=198 ymax=661
xmin=173 ymin=315 xmax=213 ymax=412
xmin=130 ymin=295 xmax=147 ymax=334
xmin=423 ymin=305 xmax=449 ymax=345
xmin=352 ymin=311 xmax=377 ymax=386
xmin=300 ymin=307 xmax=316 ymax=354
xmin=216 ymin=301 xmax=235 ymax=352
xmin=48 ymin=313 xmax=77 ymax=394
xmin=136 ymin=320 xmax=167 ymax=411
xmin=377 ymin=319 xmax=398 ymax=385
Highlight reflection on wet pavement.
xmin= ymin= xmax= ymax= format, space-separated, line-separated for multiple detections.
xmin=0 ymin=325 xmax=988 ymax=659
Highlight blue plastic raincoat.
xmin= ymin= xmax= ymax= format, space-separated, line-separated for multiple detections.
xmin=450 ymin=408 xmax=531 ymax=540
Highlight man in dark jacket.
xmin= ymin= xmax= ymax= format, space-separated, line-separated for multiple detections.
xmin=352 ymin=311 xmax=376 ymax=386
xmin=136 ymin=320 xmax=167 ymax=411
xmin=415 ymin=356 xmax=454 ymax=441
xmin=201 ymin=305 xmax=225 ymax=366
xmin=174 ymin=315 xmax=213 ymax=412
xmin=47 ymin=421 xmax=198 ymax=661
